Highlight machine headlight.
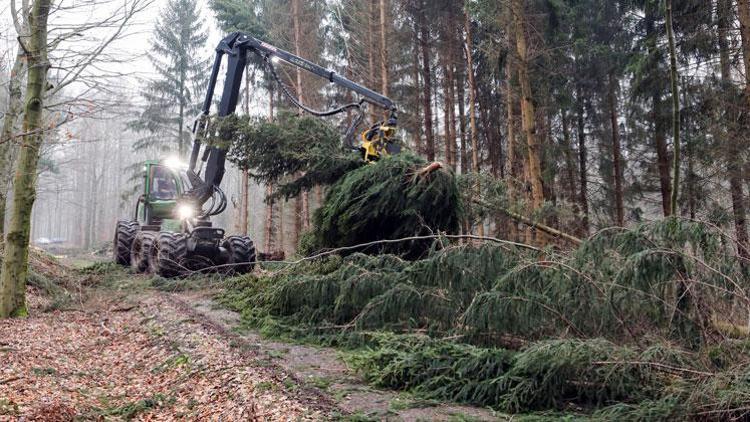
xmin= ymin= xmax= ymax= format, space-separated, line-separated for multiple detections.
xmin=164 ymin=156 xmax=186 ymax=170
xmin=177 ymin=204 xmax=196 ymax=220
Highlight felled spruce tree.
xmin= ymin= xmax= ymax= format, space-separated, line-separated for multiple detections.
xmin=208 ymin=113 xmax=461 ymax=257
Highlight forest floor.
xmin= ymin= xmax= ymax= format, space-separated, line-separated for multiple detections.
xmin=0 ymin=255 xmax=501 ymax=421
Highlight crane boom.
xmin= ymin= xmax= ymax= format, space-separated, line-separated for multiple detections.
xmin=187 ymin=32 xmax=398 ymax=209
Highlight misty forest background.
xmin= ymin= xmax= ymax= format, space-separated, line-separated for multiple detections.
xmin=4 ymin=0 xmax=750 ymax=258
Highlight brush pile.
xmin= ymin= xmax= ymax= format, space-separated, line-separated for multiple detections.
xmin=209 ymin=114 xmax=461 ymax=256
xmin=221 ymin=218 xmax=750 ymax=418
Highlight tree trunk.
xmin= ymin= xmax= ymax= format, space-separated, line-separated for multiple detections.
xmin=456 ymin=63 xmax=468 ymax=174
xmin=0 ymin=0 xmax=52 ymax=318
xmin=411 ymin=26 xmax=423 ymax=154
xmin=505 ymin=64 xmax=518 ymax=241
xmin=608 ymin=72 xmax=624 ymax=226
xmin=512 ymin=0 xmax=544 ymax=211
xmin=646 ymin=1 xmax=672 ymax=216
xmin=464 ymin=8 xmax=482 ymax=236
xmin=240 ymin=65 xmax=251 ymax=235
xmin=0 ymin=45 xmax=26 ymax=236
xmin=379 ymin=0 xmax=389 ymax=98
xmin=419 ymin=1 xmax=434 ymax=161
xmin=264 ymin=184 xmax=274 ymax=251
xmin=292 ymin=0 xmax=309 ymax=232
xmin=665 ymin=0 xmax=680 ymax=215
xmin=722 ymin=0 xmax=750 ymax=258
xmin=442 ymin=61 xmax=453 ymax=166
xmin=575 ymin=83 xmax=589 ymax=235
xmin=560 ymin=110 xmax=577 ymax=204
xmin=738 ymin=0 xmax=750 ymax=108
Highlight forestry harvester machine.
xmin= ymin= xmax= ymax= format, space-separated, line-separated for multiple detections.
xmin=113 ymin=32 xmax=399 ymax=277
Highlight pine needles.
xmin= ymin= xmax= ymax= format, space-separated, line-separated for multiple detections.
xmin=219 ymin=217 xmax=750 ymax=418
xmin=306 ymin=153 xmax=461 ymax=258
xmin=209 ymin=114 xmax=462 ymax=257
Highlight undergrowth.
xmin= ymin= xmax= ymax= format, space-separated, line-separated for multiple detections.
xmin=220 ymin=218 xmax=750 ymax=419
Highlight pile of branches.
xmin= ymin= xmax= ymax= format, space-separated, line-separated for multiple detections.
xmin=208 ymin=114 xmax=461 ymax=257
xmin=220 ymin=218 xmax=750 ymax=417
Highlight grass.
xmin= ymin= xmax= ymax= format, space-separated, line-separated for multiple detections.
xmin=96 ymin=394 xmax=174 ymax=420
xmin=152 ymin=353 xmax=191 ymax=373
xmin=307 ymin=375 xmax=333 ymax=391
xmin=0 ymin=398 xmax=19 ymax=416
xmin=31 ymin=367 xmax=57 ymax=376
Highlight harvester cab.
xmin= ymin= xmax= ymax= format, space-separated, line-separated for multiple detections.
xmin=114 ymin=31 xmax=397 ymax=277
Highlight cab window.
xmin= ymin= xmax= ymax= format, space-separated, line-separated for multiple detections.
xmin=150 ymin=166 xmax=178 ymax=200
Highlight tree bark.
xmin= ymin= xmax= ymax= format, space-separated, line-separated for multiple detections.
xmin=575 ymin=83 xmax=589 ymax=235
xmin=665 ymin=0 xmax=680 ymax=215
xmin=292 ymin=0 xmax=309 ymax=232
xmin=608 ymin=72 xmax=624 ymax=226
xmin=240 ymin=65 xmax=251 ymax=235
xmin=379 ymin=0 xmax=389 ymax=98
xmin=737 ymin=0 xmax=750 ymax=108
xmin=464 ymin=8 xmax=482 ymax=236
xmin=646 ymin=1 xmax=672 ymax=216
xmin=442 ymin=61 xmax=453 ymax=167
xmin=464 ymin=9 xmax=480 ymax=177
xmin=0 ymin=0 xmax=52 ymax=318
xmin=411 ymin=26 xmax=423 ymax=155
xmin=505 ymin=64 xmax=518 ymax=241
xmin=0 ymin=43 xmax=26 ymax=236
xmin=512 ymin=0 xmax=544 ymax=211
xmin=560 ymin=110 xmax=577 ymax=205
xmin=456 ymin=63 xmax=468 ymax=174
xmin=418 ymin=0 xmax=434 ymax=161
xmin=722 ymin=0 xmax=750 ymax=258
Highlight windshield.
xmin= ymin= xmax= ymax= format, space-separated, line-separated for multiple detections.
xmin=150 ymin=165 xmax=178 ymax=200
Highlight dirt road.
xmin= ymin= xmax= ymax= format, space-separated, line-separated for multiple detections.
xmin=0 ymin=270 xmax=500 ymax=421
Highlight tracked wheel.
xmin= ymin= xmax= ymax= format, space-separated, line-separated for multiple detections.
xmin=150 ymin=232 xmax=188 ymax=278
xmin=130 ymin=231 xmax=156 ymax=273
xmin=113 ymin=220 xmax=138 ymax=266
xmin=221 ymin=235 xmax=257 ymax=275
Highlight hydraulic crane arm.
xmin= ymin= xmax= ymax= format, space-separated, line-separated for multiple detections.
xmin=187 ymin=32 xmax=398 ymax=212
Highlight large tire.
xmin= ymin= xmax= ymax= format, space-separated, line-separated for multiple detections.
xmin=150 ymin=232 xmax=188 ymax=278
xmin=113 ymin=220 xmax=138 ymax=265
xmin=130 ymin=231 xmax=156 ymax=273
xmin=222 ymin=235 xmax=256 ymax=275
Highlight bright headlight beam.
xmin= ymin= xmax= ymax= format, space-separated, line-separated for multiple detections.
xmin=163 ymin=156 xmax=186 ymax=170
xmin=177 ymin=204 xmax=195 ymax=220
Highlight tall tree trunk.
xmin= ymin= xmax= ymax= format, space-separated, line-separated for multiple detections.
xmin=512 ymin=0 xmax=544 ymax=212
xmin=0 ymin=45 xmax=26 ymax=236
xmin=446 ymin=15 xmax=457 ymax=168
xmin=379 ymin=0 xmax=389 ymax=98
xmin=292 ymin=0 xmax=309 ymax=233
xmin=646 ymin=1 xmax=672 ymax=216
xmin=464 ymin=8 xmax=482 ymax=236
xmin=442 ymin=61 xmax=453 ymax=166
xmin=560 ymin=110 xmax=577 ymax=204
xmin=575 ymin=83 xmax=589 ymax=235
xmin=738 ymin=0 xmax=750 ymax=108
xmin=506 ymin=65 xmax=518 ymax=241
xmin=0 ymin=0 xmax=52 ymax=318
xmin=722 ymin=0 xmax=750 ymax=258
xmin=419 ymin=1 xmax=435 ymax=161
xmin=608 ymin=72 xmax=625 ymax=226
xmin=665 ymin=0 xmax=680 ymax=215
xmin=456 ymin=63 xmax=468 ymax=174
xmin=411 ymin=27 xmax=423 ymax=154
xmin=240 ymin=65 xmax=251 ymax=235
